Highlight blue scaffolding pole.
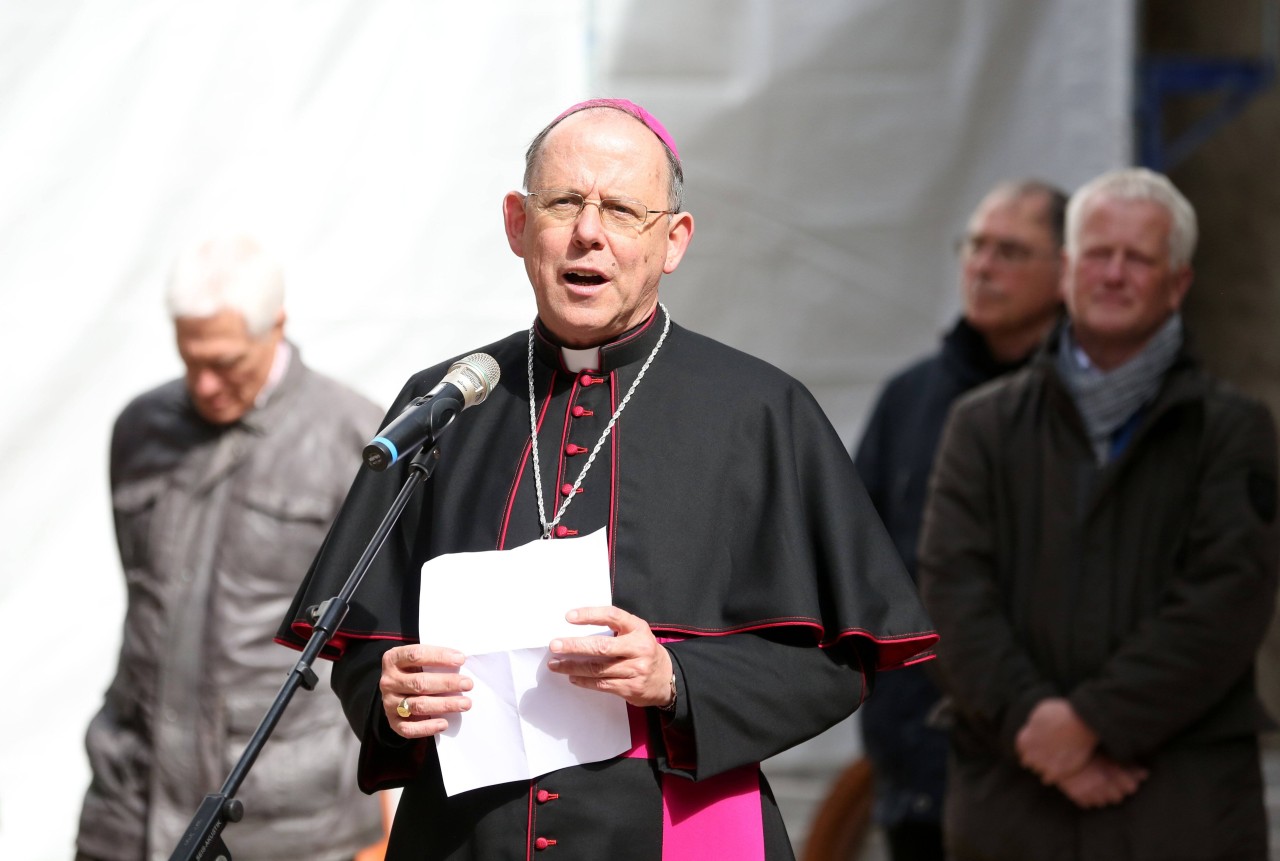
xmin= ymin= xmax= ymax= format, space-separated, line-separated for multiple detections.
xmin=1137 ymin=56 xmax=1275 ymax=171
xmin=1137 ymin=0 xmax=1278 ymax=170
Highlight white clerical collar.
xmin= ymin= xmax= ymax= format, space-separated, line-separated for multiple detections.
xmin=560 ymin=345 xmax=601 ymax=373
xmin=255 ymin=341 xmax=292 ymax=408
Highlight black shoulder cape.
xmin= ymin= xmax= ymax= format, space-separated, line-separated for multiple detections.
xmin=277 ymin=315 xmax=935 ymax=671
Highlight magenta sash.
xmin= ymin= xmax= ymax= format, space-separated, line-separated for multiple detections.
xmin=624 ymin=706 xmax=765 ymax=860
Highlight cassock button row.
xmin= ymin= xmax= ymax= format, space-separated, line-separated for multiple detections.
xmin=571 ymin=405 xmax=593 ymax=418
xmin=535 ymin=789 xmax=559 ymax=803
xmin=534 ymin=836 xmax=557 ymax=850
xmin=565 ymin=443 xmax=587 ymax=456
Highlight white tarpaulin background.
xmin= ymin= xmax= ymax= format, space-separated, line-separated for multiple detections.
xmin=0 ymin=2 xmax=1129 ymax=857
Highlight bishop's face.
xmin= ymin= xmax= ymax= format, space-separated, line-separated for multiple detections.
xmin=502 ymin=109 xmax=694 ymax=348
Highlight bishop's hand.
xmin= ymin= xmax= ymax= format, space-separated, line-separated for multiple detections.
xmin=546 ymin=606 xmax=676 ymax=709
xmin=379 ymin=643 xmax=474 ymax=739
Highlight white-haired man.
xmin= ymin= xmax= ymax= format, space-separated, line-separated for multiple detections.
xmin=75 ymin=236 xmax=385 ymax=861
xmin=920 ymin=168 xmax=1279 ymax=860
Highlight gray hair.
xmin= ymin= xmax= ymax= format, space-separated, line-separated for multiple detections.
xmin=165 ymin=235 xmax=284 ymax=337
xmin=1066 ymin=168 xmax=1198 ymax=267
xmin=522 ymin=106 xmax=685 ymax=213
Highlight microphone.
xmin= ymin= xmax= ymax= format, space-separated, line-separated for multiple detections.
xmin=362 ymin=352 xmax=501 ymax=471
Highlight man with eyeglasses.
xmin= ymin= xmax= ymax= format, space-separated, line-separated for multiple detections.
xmin=919 ymin=168 xmax=1278 ymax=860
xmin=276 ymin=99 xmax=935 ymax=860
xmin=851 ymin=179 xmax=1065 ymax=860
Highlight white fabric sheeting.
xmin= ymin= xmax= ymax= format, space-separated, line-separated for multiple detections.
xmin=597 ymin=0 xmax=1132 ymax=439
xmin=0 ymin=2 xmax=1129 ymax=857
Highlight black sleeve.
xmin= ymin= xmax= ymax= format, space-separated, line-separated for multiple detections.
xmin=330 ymin=637 xmax=430 ymax=793
xmin=660 ymin=631 xmax=865 ymax=780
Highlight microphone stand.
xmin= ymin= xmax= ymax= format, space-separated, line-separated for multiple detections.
xmin=168 ymin=444 xmax=442 ymax=861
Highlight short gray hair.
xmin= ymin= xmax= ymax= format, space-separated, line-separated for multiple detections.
xmin=165 ymin=235 xmax=284 ymax=337
xmin=1066 ymin=168 xmax=1198 ymax=267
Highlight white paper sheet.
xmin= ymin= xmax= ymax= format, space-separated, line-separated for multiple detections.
xmin=416 ymin=530 xmax=632 ymax=795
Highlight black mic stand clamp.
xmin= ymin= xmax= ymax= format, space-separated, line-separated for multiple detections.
xmin=167 ymin=445 xmax=442 ymax=860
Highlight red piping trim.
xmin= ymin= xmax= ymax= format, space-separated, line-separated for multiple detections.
xmin=525 ymin=783 xmax=536 ymax=861
xmin=500 ymin=370 xmax=559 ymax=549
xmin=648 ymin=621 xmax=938 ymax=671
xmin=279 ymin=620 xmax=935 ymax=669
xmin=651 ymin=618 xmax=935 ymax=643
xmin=608 ymin=371 xmax=619 ymax=596
xmin=650 ymin=620 xmax=826 ymax=638
xmin=499 ymin=440 xmax=534 ymax=551
xmin=275 ymin=626 xmax=413 ymax=660
xmin=601 ymin=306 xmax=658 ymax=354
xmin=894 ymin=651 xmax=939 ymax=669
xmin=852 ymin=643 xmax=870 ymax=707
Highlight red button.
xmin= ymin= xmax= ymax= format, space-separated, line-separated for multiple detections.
xmin=536 ymin=789 xmax=559 ymax=803
xmin=560 ymin=483 xmax=577 ymax=497
xmin=571 ymin=406 xmax=593 ymax=418
xmin=535 ymin=836 xmax=557 ymax=850
xmin=554 ymin=525 xmax=577 ymax=538
xmin=565 ymin=443 xmax=586 ymax=456
xmin=580 ymin=374 xmax=599 ymax=387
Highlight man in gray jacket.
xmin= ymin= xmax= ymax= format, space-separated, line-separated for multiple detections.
xmin=920 ymin=168 xmax=1279 ymax=860
xmin=76 ymin=236 xmax=385 ymax=861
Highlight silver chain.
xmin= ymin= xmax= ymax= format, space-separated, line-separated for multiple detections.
xmin=527 ymin=303 xmax=672 ymax=538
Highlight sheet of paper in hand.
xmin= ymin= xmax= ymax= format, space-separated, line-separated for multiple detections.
xmin=417 ymin=529 xmax=631 ymax=796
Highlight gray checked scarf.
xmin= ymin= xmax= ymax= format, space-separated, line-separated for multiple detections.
xmin=1056 ymin=313 xmax=1183 ymax=464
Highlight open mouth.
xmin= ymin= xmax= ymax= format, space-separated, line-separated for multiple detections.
xmin=564 ymin=270 xmax=606 ymax=287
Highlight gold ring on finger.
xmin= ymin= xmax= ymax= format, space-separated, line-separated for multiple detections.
xmin=396 ymin=697 xmax=412 ymax=718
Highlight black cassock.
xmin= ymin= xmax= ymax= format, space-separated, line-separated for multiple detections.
xmin=277 ymin=310 xmax=936 ymax=860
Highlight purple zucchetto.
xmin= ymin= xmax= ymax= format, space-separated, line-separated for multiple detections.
xmin=550 ymin=98 xmax=680 ymax=164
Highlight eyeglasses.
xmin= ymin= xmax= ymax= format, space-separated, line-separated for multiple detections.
xmin=955 ymin=234 xmax=1058 ymax=266
xmin=525 ymin=190 xmax=675 ymax=232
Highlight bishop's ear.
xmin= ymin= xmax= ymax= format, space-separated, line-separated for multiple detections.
xmin=502 ymin=191 xmax=529 ymax=258
xmin=662 ymin=211 xmax=695 ymax=275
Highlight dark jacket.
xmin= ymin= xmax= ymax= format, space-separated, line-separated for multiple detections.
xmin=853 ymin=318 xmax=1026 ymax=827
xmin=77 ymin=348 xmax=385 ymax=861
xmin=919 ymin=326 xmax=1279 ymax=861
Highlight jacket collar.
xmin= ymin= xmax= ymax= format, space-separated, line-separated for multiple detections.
xmin=237 ymin=340 xmax=307 ymax=435
xmin=941 ymin=316 xmax=1035 ymax=386
xmin=532 ymin=307 xmax=665 ymax=373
